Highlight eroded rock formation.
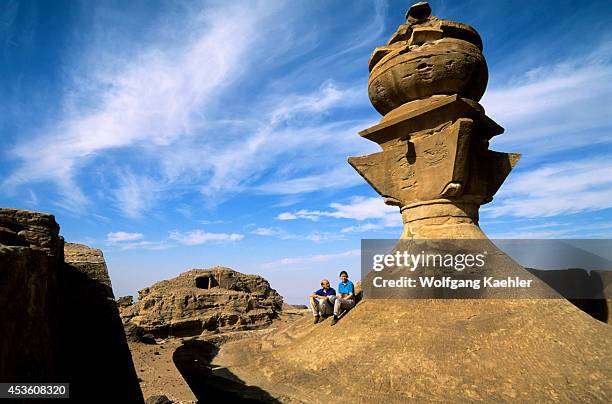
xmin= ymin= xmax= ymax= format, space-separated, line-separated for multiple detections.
xmin=0 ymin=208 xmax=144 ymax=403
xmin=120 ymin=267 xmax=283 ymax=339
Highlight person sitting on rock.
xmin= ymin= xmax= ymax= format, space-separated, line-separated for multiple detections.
xmin=329 ymin=270 xmax=355 ymax=326
xmin=309 ymin=279 xmax=336 ymax=324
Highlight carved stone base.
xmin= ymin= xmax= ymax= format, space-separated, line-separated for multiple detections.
xmin=399 ymin=200 xmax=485 ymax=239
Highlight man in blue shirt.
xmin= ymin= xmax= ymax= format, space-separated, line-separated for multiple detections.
xmin=309 ymin=279 xmax=336 ymax=324
xmin=329 ymin=270 xmax=355 ymax=326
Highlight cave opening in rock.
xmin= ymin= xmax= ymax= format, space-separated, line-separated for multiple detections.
xmin=195 ymin=275 xmax=217 ymax=289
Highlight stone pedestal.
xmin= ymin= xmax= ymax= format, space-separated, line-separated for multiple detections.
xmin=350 ymin=95 xmax=519 ymax=239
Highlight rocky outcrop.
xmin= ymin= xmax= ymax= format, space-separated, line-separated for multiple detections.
xmin=145 ymin=395 xmax=173 ymax=404
xmin=120 ymin=267 xmax=283 ymax=339
xmin=117 ymin=295 xmax=135 ymax=308
xmin=0 ymin=208 xmax=144 ymax=403
xmin=60 ymin=243 xmax=144 ymax=401
xmin=0 ymin=208 xmax=63 ymax=384
xmin=282 ymin=303 xmax=308 ymax=310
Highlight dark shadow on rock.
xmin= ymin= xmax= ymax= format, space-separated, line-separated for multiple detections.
xmin=526 ymin=268 xmax=610 ymax=323
xmin=58 ymin=263 xmax=144 ymax=402
xmin=173 ymin=340 xmax=280 ymax=403
xmin=568 ymin=298 xmax=608 ymax=323
xmin=587 ymin=270 xmax=610 ymax=323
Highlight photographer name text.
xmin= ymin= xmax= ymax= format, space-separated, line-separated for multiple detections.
xmin=372 ymin=276 xmax=533 ymax=289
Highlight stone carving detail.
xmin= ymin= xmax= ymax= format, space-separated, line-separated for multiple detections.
xmin=349 ymin=2 xmax=519 ymax=239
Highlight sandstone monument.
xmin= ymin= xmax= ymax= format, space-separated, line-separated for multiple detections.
xmin=202 ymin=4 xmax=611 ymax=402
xmin=349 ymin=1 xmax=517 ymax=240
xmin=120 ymin=267 xmax=284 ymax=339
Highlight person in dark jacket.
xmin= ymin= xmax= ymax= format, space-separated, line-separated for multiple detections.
xmin=309 ymin=279 xmax=336 ymax=324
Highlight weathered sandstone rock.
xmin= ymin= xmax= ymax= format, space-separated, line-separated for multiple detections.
xmin=213 ymin=297 xmax=612 ymax=402
xmin=0 ymin=208 xmax=62 ymax=383
xmin=121 ymin=267 xmax=283 ymax=338
xmin=145 ymin=395 xmax=173 ymax=404
xmin=117 ymin=295 xmax=135 ymax=308
xmin=0 ymin=208 xmax=144 ymax=403
xmin=0 ymin=208 xmax=63 ymax=258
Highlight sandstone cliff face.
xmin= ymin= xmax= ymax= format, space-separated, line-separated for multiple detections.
xmin=0 ymin=208 xmax=63 ymax=383
xmin=60 ymin=242 xmax=144 ymax=402
xmin=120 ymin=267 xmax=283 ymax=338
xmin=0 ymin=208 xmax=144 ymax=403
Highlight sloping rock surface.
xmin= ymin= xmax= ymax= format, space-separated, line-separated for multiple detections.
xmin=211 ymin=259 xmax=611 ymax=402
xmin=121 ymin=267 xmax=283 ymax=338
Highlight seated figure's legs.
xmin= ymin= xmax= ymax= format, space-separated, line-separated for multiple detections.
xmin=333 ymin=297 xmax=343 ymax=316
xmin=309 ymin=296 xmax=319 ymax=317
xmin=319 ymin=299 xmax=333 ymax=316
xmin=333 ymin=297 xmax=356 ymax=316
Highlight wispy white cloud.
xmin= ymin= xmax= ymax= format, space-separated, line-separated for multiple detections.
xmin=254 ymin=164 xmax=364 ymax=195
xmin=105 ymin=231 xmax=169 ymax=251
xmin=106 ymin=228 xmax=245 ymax=250
xmin=200 ymin=219 xmax=225 ymax=225
xmin=112 ymin=171 xmax=166 ymax=219
xmin=268 ymin=82 xmax=362 ymax=126
xmin=111 ymin=240 xmax=171 ymax=251
xmin=483 ymin=155 xmax=612 ymax=218
xmin=277 ymin=212 xmax=298 ymax=220
xmin=300 ymin=232 xmax=345 ymax=242
xmin=199 ymin=86 xmax=372 ymax=202
xmin=340 ymin=222 xmax=386 ymax=233
xmin=277 ymin=196 xmax=400 ymax=223
xmin=2 ymin=2 xmax=287 ymax=214
xmin=3 ymin=0 xmax=388 ymax=219
xmin=487 ymin=220 xmax=612 ymax=239
xmin=251 ymin=227 xmax=285 ymax=237
xmin=250 ymin=226 xmax=345 ymax=242
xmin=169 ymin=229 xmax=244 ymax=245
xmin=483 ymin=44 xmax=612 ymax=159
xmin=263 ymin=249 xmax=360 ymax=268
xmin=328 ymin=196 xmax=399 ymax=221
xmin=106 ymin=231 xmax=144 ymax=243
xmin=25 ymin=189 xmax=38 ymax=208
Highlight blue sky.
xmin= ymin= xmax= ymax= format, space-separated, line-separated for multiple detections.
xmin=2 ymin=0 xmax=612 ymax=303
